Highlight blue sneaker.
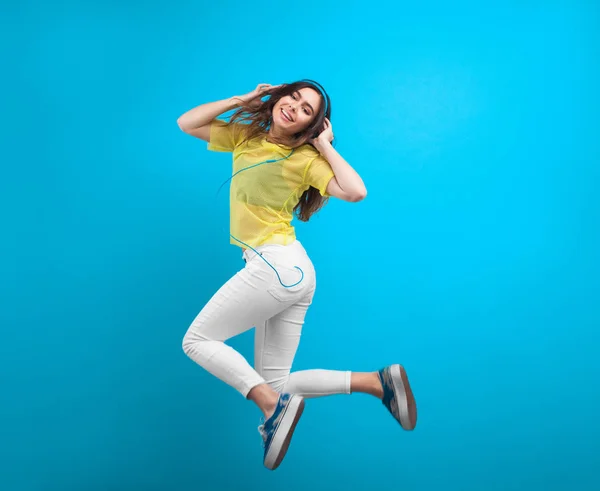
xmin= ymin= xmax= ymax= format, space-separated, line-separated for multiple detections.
xmin=378 ymin=364 xmax=417 ymax=430
xmin=258 ymin=393 xmax=305 ymax=470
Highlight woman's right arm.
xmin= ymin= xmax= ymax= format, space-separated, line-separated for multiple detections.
xmin=176 ymin=97 xmax=241 ymax=142
xmin=177 ymin=84 xmax=278 ymax=142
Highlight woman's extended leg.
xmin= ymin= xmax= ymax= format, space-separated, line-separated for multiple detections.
xmin=254 ymin=291 xmax=418 ymax=430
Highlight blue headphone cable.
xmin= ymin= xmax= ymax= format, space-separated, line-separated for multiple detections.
xmin=215 ymin=149 xmax=304 ymax=288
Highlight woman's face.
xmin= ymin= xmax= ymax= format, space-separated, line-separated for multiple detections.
xmin=272 ymin=87 xmax=322 ymax=136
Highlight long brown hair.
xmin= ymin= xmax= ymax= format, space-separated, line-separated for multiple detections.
xmin=228 ymin=80 xmax=332 ymax=222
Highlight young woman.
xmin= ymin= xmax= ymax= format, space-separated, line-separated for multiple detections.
xmin=178 ymin=80 xmax=417 ymax=470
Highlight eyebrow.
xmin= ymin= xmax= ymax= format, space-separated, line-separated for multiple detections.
xmin=295 ymin=91 xmax=315 ymax=114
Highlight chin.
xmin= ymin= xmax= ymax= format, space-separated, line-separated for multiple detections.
xmin=272 ymin=116 xmax=294 ymax=135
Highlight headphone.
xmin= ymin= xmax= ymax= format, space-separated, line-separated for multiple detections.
xmin=300 ymin=79 xmax=331 ymax=138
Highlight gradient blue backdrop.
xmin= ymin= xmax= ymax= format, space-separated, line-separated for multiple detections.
xmin=2 ymin=1 xmax=599 ymax=490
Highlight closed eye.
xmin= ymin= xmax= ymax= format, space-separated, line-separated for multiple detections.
xmin=292 ymin=91 xmax=314 ymax=115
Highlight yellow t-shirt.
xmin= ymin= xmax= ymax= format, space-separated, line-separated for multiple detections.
xmin=208 ymin=119 xmax=335 ymax=249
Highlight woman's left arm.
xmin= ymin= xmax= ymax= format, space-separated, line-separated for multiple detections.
xmin=312 ymin=119 xmax=367 ymax=202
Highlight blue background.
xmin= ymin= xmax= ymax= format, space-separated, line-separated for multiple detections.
xmin=2 ymin=1 xmax=599 ymax=490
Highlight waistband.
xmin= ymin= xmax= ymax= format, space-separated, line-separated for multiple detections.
xmin=242 ymin=240 xmax=306 ymax=263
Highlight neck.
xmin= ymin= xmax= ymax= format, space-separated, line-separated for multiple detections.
xmin=268 ymin=127 xmax=301 ymax=148
xmin=267 ymin=125 xmax=285 ymax=140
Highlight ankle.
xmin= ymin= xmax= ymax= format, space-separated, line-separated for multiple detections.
xmin=351 ymin=371 xmax=384 ymax=399
xmin=247 ymin=384 xmax=279 ymax=418
xmin=371 ymin=371 xmax=384 ymax=399
xmin=261 ymin=396 xmax=278 ymax=419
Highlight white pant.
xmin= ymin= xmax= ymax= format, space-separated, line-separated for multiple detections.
xmin=182 ymin=240 xmax=351 ymax=398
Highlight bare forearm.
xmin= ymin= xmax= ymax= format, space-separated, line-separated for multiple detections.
xmin=177 ymin=97 xmax=241 ymax=131
xmin=314 ymin=141 xmax=367 ymax=197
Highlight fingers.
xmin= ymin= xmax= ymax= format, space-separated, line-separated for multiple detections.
xmin=322 ymin=118 xmax=334 ymax=142
xmin=258 ymin=83 xmax=279 ymax=92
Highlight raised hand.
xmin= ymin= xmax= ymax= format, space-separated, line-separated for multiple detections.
xmin=310 ymin=118 xmax=334 ymax=147
xmin=234 ymin=83 xmax=280 ymax=107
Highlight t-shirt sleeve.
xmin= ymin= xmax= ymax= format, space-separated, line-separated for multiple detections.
xmin=207 ymin=119 xmax=248 ymax=152
xmin=304 ymin=155 xmax=335 ymax=197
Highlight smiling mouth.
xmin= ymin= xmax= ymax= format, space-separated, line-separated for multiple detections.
xmin=281 ymin=108 xmax=294 ymax=123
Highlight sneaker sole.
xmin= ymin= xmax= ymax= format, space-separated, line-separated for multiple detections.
xmin=264 ymin=395 xmax=305 ymax=470
xmin=391 ymin=364 xmax=417 ymax=430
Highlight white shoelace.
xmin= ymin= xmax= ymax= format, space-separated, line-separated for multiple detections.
xmin=257 ymin=418 xmax=267 ymax=447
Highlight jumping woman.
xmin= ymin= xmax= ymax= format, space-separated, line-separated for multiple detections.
xmin=178 ymin=80 xmax=417 ymax=470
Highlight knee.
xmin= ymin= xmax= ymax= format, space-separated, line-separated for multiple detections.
xmin=181 ymin=330 xmax=194 ymax=356
xmin=181 ymin=326 xmax=210 ymax=356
